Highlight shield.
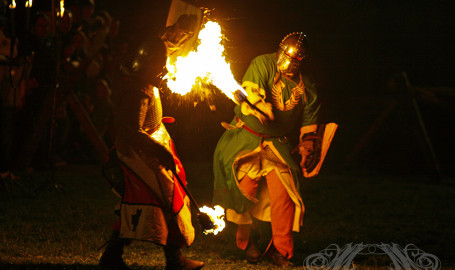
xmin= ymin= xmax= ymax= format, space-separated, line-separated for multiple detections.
xmin=303 ymin=122 xmax=338 ymax=178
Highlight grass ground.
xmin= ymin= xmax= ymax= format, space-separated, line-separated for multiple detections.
xmin=0 ymin=160 xmax=454 ymax=269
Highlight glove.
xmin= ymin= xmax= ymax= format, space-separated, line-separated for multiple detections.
xmin=238 ymin=84 xmax=274 ymax=124
xmin=240 ymin=99 xmax=274 ymax=124
xmin=299 ymin=139 xmax=314 ymax=169
xmin=161 ymin=24 xmax=192 ymax=57
xmin=159 ymin=149 xmax=176 ymax=171
xmin=298 ymin=129 xmax=318 ymax=170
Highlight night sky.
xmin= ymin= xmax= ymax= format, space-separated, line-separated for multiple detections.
xmin=99 ymin=0 xmax=455 ymax=89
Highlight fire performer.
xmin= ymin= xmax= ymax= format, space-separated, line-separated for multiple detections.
xmin=99 ymin=35 xmax=204 ymax=270
xmin=213 ymin=32 xmax=336 ymax=266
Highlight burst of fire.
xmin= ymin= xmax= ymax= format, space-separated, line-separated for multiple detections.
xmin=199 ymin=205 xmax=225 ymax=235
xmin=165 ymin=20 xmax=243 ymax=102
xmin=25 ymin=0 xmax=32 ymax=8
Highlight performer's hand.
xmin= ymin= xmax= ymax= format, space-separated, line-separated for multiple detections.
xmin=241 ymin=100 xmax=274 ymax=124
xmin=164 ymin=156 xmax=176 ymax=172
xmin=239 ymin=84 xmax=275 ymax=124
xmin=162 ymin=25 xmax=192 ymax=56
xmin=159 ymin=150 xmax=176 ymax=171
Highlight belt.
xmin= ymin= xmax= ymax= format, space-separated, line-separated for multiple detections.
xmin=221 ymin=117 xmax=287 ymax=143
xmin=235 ymin=116 xmax=271 ymax=138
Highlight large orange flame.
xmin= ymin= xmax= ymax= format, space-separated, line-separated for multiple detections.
xmin=165 ymin=21 xmax=242 ymax=102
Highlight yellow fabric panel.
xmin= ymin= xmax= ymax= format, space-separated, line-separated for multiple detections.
xmin=228 ymin=141 xmax=304 ymax=232
xmin=120 ymin=204 xmax=168 ymax=245
xmin=174 ymin=196 xmax=195 ymax=246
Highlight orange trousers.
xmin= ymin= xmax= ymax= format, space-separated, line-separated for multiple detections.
xmin=236 ymin=169 xmax=295 ymax=259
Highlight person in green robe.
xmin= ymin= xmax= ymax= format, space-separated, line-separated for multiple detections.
xmin=213 ymin=32 xmax=322 ymax=267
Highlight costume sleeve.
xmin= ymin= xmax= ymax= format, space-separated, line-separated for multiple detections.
xmin=242 ymin=54 xmax=275 ymax=93
xmin=300 ymin=75 xmax=321 ymax=127
xmin=239 ymin=55 xmax=276 ymax=122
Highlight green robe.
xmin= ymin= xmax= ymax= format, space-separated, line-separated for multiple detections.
xmin=213 ymin=53 xmax=321 ymax=214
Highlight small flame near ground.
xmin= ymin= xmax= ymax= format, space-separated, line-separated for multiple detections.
xmin=199 ymin=205 xmax=225 ymax=235
xmin=165 ymin=20 xmax=241 ymax=102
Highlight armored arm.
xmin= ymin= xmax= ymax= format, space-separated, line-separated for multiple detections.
xmin=115 ymin=90 xmax=175 ymax=171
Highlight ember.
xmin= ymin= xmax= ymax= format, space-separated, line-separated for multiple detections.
xmin=199 ymin=205 xmax=225 ymax=235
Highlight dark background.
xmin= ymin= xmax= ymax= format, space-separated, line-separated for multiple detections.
xmin=1 ymin=1 xmax=453 ymax=267
xmin=98 ymin=0 xmax=455 ymax=89
xmin=102 ymin=0 xmax=455 ymax=178
xmin=31 ymin=0 xmax=455 ymax=177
